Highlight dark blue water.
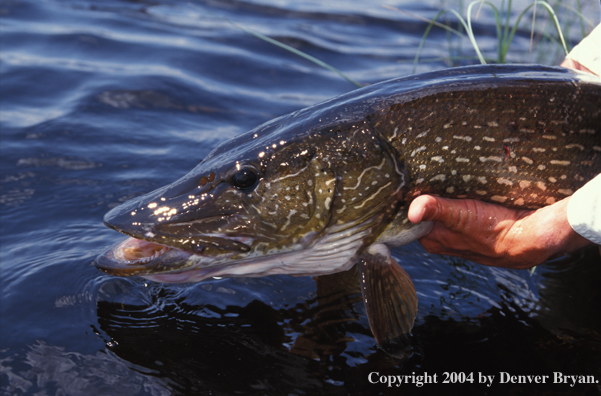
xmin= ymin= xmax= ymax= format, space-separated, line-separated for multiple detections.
xmin=2 ymin=0 xmax=601 ymax=395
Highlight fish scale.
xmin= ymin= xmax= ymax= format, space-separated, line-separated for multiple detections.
xmin=373 ymin=82 xmax=601 ymax=208
xmin=97 ymin=64 xmax=601 ymax=359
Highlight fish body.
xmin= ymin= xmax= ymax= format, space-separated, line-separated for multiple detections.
xmin=97 ymin=65 xmax=601 ymax=357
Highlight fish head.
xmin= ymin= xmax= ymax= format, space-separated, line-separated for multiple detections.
xmin=97 ymin=115 xmax=407 ymax=283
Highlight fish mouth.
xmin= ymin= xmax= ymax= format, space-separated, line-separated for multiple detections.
xmin=95 ymin=237 xmax=196 ymax=276
xmin=111 ymin=238 xmax=172 ymax=264
xmin=95 ymin=230 xmax=253 ymax=278
xmin=97 ymin=199 xmax=260 ymax=280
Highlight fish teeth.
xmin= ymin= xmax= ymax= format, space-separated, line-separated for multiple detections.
xmin=128 ymin=246 xmax=169 ymax=265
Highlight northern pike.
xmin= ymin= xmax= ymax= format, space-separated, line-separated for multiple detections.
xmin=96 ymin=65 xmax=601 ymax=358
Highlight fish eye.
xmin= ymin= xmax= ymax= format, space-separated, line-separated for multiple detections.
xmin=230 ymin=168 xmax=258 ymax=190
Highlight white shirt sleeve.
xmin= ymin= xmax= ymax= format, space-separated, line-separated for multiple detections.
xmin=565 ymin=24 xmax=601 ymax=76
xmin=567 ymin=174 xmax=601 ymax=245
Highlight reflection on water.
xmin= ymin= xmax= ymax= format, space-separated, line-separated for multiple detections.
xmin=2 ymin=247 xmax=600 ymax=395
xmin=1 ymin=341 xmax=171 ymax=396
xmin=1 ymin=0 xmax=600 ymax=394
xmin=537 ymin=249 xmax=601 ymax=339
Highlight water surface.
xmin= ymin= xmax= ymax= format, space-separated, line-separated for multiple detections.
xmin=1 ymin=0 xmax=600 ymax=395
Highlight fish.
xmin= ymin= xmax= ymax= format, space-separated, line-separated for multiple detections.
xmin=96 ymin=64 xmax=601 ymax=358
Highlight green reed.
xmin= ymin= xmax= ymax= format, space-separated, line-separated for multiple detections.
xmin=406 ymin=0 xmax=597 ymax=72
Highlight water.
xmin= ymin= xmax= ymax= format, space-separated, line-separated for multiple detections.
xmin=1 ymin=0 xmax=600 ymax=395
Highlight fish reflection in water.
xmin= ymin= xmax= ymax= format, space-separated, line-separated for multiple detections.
xmin=93 ymin=248 xmax=601 ymax=395
xmin=2 ymin=250 xmax=598 ymax=395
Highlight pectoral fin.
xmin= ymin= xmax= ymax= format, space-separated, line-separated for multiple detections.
xmin=359 ymin=243 xmax=418 ymax=358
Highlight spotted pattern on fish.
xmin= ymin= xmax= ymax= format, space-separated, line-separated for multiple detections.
xmin=97 ymin=65 xmax=601 ymax=360
xmin=373 ymin=81 xmax=601 ymax=208
xmin=100 ymin=66 xmax=601 ymax=274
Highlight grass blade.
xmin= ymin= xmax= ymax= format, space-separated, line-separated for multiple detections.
xmin=190 ymin=4 xmax=362 ymax=88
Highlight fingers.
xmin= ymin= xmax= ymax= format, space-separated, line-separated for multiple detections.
xmin=408 ymin=195 xmax=512 ymax=262
xmin=409 ymin=194 xmax=472 ymax=231
xmin=560 ymin=58 xmax=595 ymax=74
xmin=407 ymin=195 xmax=440 ymax=224
xmin=407 ymin=194 xmax=592 ymax=269
xmin=415 ymin=233 xmax=446 ymax=255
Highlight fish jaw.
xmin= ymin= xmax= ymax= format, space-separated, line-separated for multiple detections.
xmin=95 ymin=235 xmax=270 ymax=282
xmin=96 ymin=213 xmax=381 ymax=283
xmin=95 ymin=237 xmax=204 ymax=278
xmin=95 ymin=238 xmax=236 ymax=283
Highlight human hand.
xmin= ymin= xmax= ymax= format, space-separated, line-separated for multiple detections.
xmin=407 ymin=195 xmax=593 ymax=269
xmin=408 ymin=30 xmax=598 ymax=269
xmin=560 ymin=59 xmax=595 ymax=75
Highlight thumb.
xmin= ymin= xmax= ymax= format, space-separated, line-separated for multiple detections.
xmin=408 ymin=195 xmax=441 ymax=224
xmin=409 ymin=194 xmax=476 ymax=232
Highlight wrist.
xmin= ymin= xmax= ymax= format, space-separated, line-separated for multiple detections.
xmin=537 ymin=198 xmax=593 ymax=261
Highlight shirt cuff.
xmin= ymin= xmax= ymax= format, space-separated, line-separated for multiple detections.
xmin=567 ymin=174 xmax=601 ymax=245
